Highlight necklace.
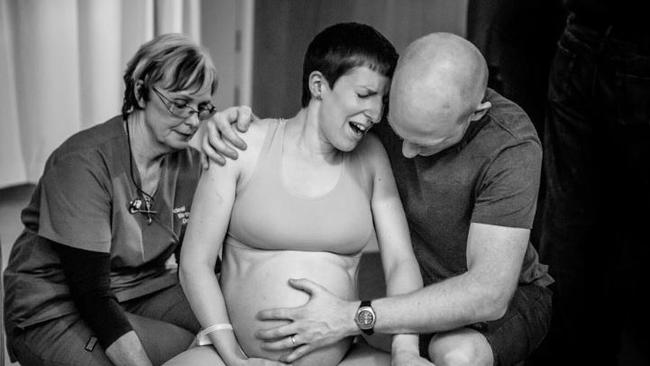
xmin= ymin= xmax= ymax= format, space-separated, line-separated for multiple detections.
xmin=123 ymin=117 xmax=180 ymax=247
xmin=124 ymin=119 xmax=157 ymax=224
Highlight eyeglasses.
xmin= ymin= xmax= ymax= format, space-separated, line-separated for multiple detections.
xmin=152 ymin=87 xmax=217 ymax=120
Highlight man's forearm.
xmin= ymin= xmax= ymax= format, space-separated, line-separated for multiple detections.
xmin=371 ymin=273 xmax=510 ymax=335
xmin=370 ymin=223 xmax=528 ymax=334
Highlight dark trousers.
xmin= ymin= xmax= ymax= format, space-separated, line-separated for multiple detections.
xmin=8 ymin=284 xmax=200 ymax=366
xmin=539 ymin=14 xmax=650 ymax=366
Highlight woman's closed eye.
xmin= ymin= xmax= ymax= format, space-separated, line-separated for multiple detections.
xmin=356 ymin=87 xmax=381 ymax=98
xmin=357 ymin=91 xmax=379 ymax=99
xmin=172 ymin=99 xmax=214 ymax=112
xmin=171 ymin=100 xmax=190 ymax=109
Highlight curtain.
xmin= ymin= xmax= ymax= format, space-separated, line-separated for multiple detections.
xmin=0 ymin=0 xmax=202 ymax=189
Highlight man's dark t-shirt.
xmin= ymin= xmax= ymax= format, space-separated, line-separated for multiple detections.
xmin=376 ymin=89 xmax=552 ymax=287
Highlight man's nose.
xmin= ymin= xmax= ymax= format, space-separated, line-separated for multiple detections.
xmin=402 ymin=141 xmax=418 ymax=158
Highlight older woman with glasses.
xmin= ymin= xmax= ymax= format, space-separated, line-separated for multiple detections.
xmin=3 ymin=33 xmax=249 ymax=366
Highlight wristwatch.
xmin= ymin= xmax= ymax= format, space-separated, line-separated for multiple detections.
xmin=354 ymin=300 xmax=376 ymax=335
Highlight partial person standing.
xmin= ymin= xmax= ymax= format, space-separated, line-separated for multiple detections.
xmin=539 ymin=0 xmax=650 ymax=364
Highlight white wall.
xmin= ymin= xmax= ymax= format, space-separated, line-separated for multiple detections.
xmin=201 ymin=0 xmax=253 ymax=111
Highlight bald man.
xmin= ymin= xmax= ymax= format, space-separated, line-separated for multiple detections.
xmin=206 ymin=33 xmax=553 ymax=366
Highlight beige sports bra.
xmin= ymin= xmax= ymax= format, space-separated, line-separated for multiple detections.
xmin=226 ymin=119 xmax=374 ymax=255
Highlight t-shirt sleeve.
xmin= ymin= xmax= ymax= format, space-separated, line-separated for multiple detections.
xmin=38 ymin=151 xmax=112 ymax=252
xmin=471 ymin=141 xmax=542 ymax=229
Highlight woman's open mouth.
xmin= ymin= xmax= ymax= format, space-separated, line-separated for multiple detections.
xmin=349 ymin=121 xmax=370 ymax=136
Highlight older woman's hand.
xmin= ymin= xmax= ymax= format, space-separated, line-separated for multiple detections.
xmin=198 ymin=105 xmax=256 ymax=168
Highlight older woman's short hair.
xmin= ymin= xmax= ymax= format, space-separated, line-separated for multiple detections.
xmin=300 ymin=22 xmax=398 ymax=107
xmin=122 ymin=33 xmax=218 ymax=119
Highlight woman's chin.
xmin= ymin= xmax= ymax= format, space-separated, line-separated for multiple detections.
xmin=164 ymin=138 xmax=191 ymax=151
xmin=336 ymin=139 xmax=361 ymax=152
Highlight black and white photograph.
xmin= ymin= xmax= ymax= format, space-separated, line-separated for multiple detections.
xmin=1 ymin=1 xmax=648 ymax=365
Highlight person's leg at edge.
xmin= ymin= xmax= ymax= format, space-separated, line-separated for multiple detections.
xmin=338 ymin=340 xmax=391 ymax=366
xmin=8 ymin=286 xmax=197 ymax=366
xmin=8 ymin=314 xmax=114 ymax=366
xmin=427 ymin=284 xmax=552 ymax=366
xmin=121 ymin=284 xmax=200 ymax=364
xmin=126 ymin=312 xmax=195 ymax=366
xmin=124 ymin=283 xmax=201 ymax=334
xmin=428 ymin=328 xmax=493 ymax=366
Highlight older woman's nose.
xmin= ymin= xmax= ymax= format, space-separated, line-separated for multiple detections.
xmin=185 ymin=113 xmax=201 ymax=128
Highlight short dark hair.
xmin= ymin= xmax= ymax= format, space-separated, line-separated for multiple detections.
xmin=122 ymin=33 xmax=218 ymax=120
xmin=301 ymin=22 xmax=398 ymax=107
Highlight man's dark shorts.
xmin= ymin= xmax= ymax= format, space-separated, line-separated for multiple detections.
xmin=419 ymin=283 xmax=552 ymax=366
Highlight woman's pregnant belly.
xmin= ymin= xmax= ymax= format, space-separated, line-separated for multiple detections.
xmin=220 ymin=242 xmax=361 ymax=365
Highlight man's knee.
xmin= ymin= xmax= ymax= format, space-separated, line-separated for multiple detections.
xmin=428 ymin=328 xmax=493 ymax=366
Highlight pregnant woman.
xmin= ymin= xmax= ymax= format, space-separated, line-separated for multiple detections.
xmin=165 ymin=23 xmax=423 ymax=366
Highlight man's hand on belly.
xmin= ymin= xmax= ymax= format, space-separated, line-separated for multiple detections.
xmin=255 ymin=278 xmax=359 ymax=364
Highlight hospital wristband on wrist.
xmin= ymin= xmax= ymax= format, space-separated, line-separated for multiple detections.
xmin=196 ymin=323 xmax=233 ymax=346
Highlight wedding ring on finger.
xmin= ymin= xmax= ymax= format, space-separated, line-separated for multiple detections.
xmin=291 ymin=335 xmax=296 ymax=346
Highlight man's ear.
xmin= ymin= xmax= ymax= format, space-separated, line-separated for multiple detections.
xmin=470 ymin=100 xmax=491 ymax=122
xmin=134 ymin=80 xmax=146 ymax=108
xmin=308 ymin=71 xmax=327 ymax=100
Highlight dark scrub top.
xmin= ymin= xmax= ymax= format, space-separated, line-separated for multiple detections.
xmin=3 ymin=116 xmax=201 ymax=331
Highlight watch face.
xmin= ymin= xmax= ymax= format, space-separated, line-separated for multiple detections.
xmin=358 ymin=308 xmax=375 ymax=328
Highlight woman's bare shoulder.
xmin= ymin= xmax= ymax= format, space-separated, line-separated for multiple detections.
xmin=228 ymin=118 xmax=279 ymax=178
xmin=202 ymin=118 xmax=277 ymax=178
xmin=355 ymin=133 xmax=388 ymax=161
xmin=351 ymin=132 xmax=392 ymax=180
xmin=240 ymin=118 xmax=276 ymax=147
xmin=237 ymin=118 xmax=277 ymax=159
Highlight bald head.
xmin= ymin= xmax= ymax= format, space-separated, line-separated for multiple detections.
xmin=391 ymin=33 xmax=488 ymax=121
xmin=387 ymin=33 xmax=491 ymax=157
